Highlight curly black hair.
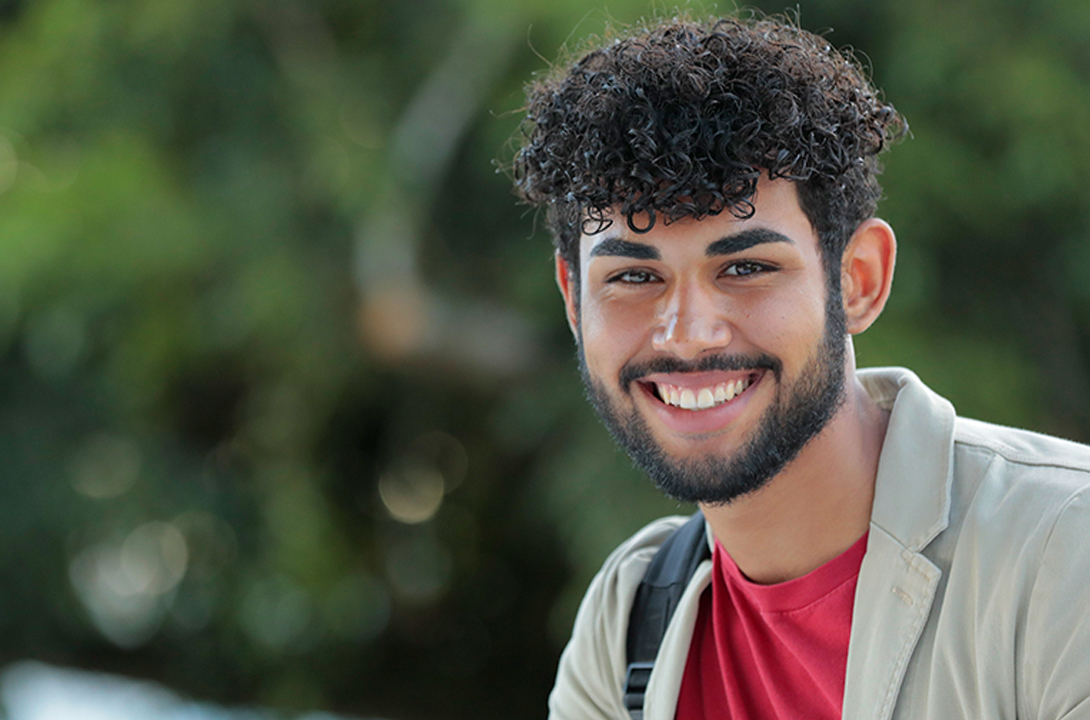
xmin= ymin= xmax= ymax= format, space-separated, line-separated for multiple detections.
xmin=512 ymin=14 xmax=905 ymax=281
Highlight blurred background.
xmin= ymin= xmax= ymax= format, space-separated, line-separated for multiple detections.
xmin=2 ymin=0 xmax=1090 ymax=718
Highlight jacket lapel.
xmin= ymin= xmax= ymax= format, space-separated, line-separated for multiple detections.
xmin=841 ymin=527 xmax=941 ymax=720
xmin=843 ymin=369 xmax=956 ymax=720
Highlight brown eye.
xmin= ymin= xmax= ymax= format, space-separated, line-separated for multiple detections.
xmin=610 ymin=269 xmax=659 ymax=284
xmin=723 ymin=261 xmax=771 ymax=277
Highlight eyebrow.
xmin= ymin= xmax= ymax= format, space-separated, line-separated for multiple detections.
xmin=588 ymin=227 xmax=794 ymax=261
xmin=706 ymin=228 xmax=794 ymax=256
xmin=588 ymin=238 xmax=660 ymax=260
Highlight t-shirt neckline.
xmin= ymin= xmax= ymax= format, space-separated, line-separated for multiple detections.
xmin=714 ymin=531 xmax=869 ymax=614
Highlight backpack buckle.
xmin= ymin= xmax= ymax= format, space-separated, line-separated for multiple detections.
xmin=623 ymin=661 xmax=655 ymax=720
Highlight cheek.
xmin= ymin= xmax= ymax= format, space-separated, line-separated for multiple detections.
xmin=733 ymin=284 xmax=827 ymax=349
xmin=579 ymin=298 xmax=651 ymax=362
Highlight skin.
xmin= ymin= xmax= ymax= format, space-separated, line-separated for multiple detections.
xmin=556 ymin=178 xmax=897 ymax=584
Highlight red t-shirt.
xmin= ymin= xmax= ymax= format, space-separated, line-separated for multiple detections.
xmin=676 ymin=533 xmax=868 ymax=720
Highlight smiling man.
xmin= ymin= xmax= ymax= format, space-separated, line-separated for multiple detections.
xmin=513 ymin=14 xmax=1090 ymax=720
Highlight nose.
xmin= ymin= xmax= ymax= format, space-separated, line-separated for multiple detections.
xmin=651 ymin=281 xmax=732 ymax=359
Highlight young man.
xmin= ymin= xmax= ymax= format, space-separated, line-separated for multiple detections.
xmin=512 ymin=14 xmax=1090 ymax=720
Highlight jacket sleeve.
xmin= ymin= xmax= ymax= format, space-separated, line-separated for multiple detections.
xmin=1021 ymin=488 xmax=1090 ymax=719
xmin=547 ymin=517 xmax=687 ymax=720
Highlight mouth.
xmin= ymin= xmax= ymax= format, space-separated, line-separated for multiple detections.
xmin=639 ymin=371 xmax=761 ymax=412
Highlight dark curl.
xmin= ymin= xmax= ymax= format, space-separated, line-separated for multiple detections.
xmin=511 ymin=14 xmax=905 ymax=277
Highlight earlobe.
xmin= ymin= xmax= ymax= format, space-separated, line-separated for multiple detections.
xmin=555 ymin=252 xmax=580 ymax=339
xmin=840 ymin=219 xmax=896 ymax=335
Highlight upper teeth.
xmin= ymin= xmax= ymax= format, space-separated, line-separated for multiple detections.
xmin=657 ymin=378 xmax=751 ymax=410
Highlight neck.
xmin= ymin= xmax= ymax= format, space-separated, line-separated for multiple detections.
xmin=699 ymin=372 xmax=888 ymax=584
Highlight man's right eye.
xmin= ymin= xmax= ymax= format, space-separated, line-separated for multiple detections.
xmin=609 ymin=269 xmax=658 ymax=284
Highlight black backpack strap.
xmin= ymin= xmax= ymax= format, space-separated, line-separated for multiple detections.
xmin=623 ymin=511 xmax=711 ymax=720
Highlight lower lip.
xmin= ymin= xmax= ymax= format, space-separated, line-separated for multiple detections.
xmin=638 ymin=373 xmax=765 ymax=436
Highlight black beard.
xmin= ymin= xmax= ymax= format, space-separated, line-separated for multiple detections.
xmin=578 ymin=298 xmax=847 ymax=506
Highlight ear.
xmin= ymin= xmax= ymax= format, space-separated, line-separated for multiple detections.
xmin=555 ymin=252 xmax=580 ymax=339
xmin=840 ymin=218 xmax=896 ymax=335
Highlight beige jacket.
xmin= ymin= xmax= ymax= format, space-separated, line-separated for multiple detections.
xmin=549 ymin=367 xmax=1090 ymax=720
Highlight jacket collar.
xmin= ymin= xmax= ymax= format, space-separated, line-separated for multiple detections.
xmin=858 ymin=367 xmax=956 ymax=551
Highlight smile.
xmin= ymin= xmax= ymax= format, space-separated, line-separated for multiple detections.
xmin=646 ymin=375 xmax=755 ymax=411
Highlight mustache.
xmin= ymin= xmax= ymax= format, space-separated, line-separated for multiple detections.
xmin=618 ymin=352 xmax=782 ymax=389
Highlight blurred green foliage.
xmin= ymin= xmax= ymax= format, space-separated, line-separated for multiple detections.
xmin=2 ymin=0 xmax=1090 ymax=718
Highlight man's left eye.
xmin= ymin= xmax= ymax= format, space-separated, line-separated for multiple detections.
xmin=611 ymin=269 xmax=657 ymax=284
xmin=722 ymin=261 xmax=769 ymax=277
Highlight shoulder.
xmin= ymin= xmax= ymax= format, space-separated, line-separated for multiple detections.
xmin=567 ymin=514 xmax=691 ymax=653
xmin=951 ymin=416 xmax=1090 ymax=518
xmin=942 ymin=419 xmax=1090 ymax=636
xmin=595 ymin=515 xmax=692 ymax=598
xmin=548 ymin=515 xmax=689 ymax=720
xmin=955 ymin=416 xmax=1090 ymax=475
xmin=947 ymin=416 xmax=1090 ymax=544
xmin=949 ymin=420 xmax=1090 ymax=716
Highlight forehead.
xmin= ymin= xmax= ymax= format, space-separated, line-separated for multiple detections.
xmin=579 ymin=178 xmax=820 ymax=260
